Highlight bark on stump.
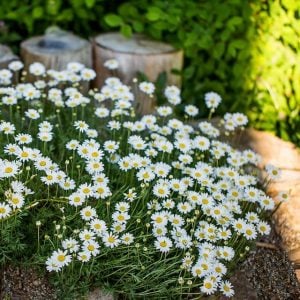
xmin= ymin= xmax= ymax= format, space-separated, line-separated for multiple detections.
xmin=21 ymin=32 xmax=92 ymax=90
xmin=93 ymin=32 xmax=183 ymax=115
xmin=0 ymin=44 xmax=18 ymax=69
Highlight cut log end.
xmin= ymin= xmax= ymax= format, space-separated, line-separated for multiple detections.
xmin=21 ymin=33 xmax=92 ymax=72
xmin=94 ymin=32 xmax=176 ymax=55
xmin=93 ymin=32 xmax=183 ymax=115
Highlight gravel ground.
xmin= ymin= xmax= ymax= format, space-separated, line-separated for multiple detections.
xmin=244 ymin=227 xmax=300 ymax=300
xmin=1 ymin=226 xmax=299 ymax=300
xmin=221 ymin=224 xmax=300 ymax=300
xmin=0 ymin=265 xmax=56 ymax=300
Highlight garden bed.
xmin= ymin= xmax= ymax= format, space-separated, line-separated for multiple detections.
xmin=0 ymin=59 xmax=299 ymax=299
xmin=1 ymin=226 xmax=299 ymax=300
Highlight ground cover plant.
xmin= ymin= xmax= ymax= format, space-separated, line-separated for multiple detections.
xmin=0 ymin=60 xmax=286 ymax=299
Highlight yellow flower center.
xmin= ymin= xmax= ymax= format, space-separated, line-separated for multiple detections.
xmin=21 ymin=151 xmax=29 ymax=158
xmin=83 ymin=188 xmax=90 ymax=194
xmin=57 ymin=254 xmax=65 ymax=262
xmin=246 ymin=229 xmax=252 ymax=235
xmin=204 ymin=282 xmax=212 ymax=289
xmin=108 ymin=236 xmax=116 ymax=243
xmin=87 ymin=245 xmax=95 ymax=251
xmin=91 ymin=152 xmax=99 ymax=158
xmin=117 ymin=215 xmax=125 ymax=221
xmin=158 ymin=188 xmax=165 ymax=195
xmin=94 ymin=224 xmax=101 ymax=230
xmin=156 ymin=217 xmax=163 ymax=223
xmin=143 ymin=173 xmax=150 ymax=179
xmin=160 ymin=241 xmax=167 ymax=247
xmin=74 ymin=197 xmax=81 ymax=203
xmin=5 ymin=167 xmax=13 ymax=173
xmin=11 ymin=197 xmax=20 ymax=204
xmin=97 ymin=187 xmax=104 ymax=194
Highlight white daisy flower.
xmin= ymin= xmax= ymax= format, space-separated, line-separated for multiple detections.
xmin=62 ymin=238 xmax=79 ymax=253
xmin=29 ymin=62 xmax=46 ymax=76
xmin=74 ymin=120 xmax=89 ymax=132
xmin=153 ymin=183 xmax=170 ymax=198
xmin=256 ymin=221 xmax=271 ymax=235
xmin=139 ymin=81 xmax=155 ymax=95
xmin=77 ymin=251 xmax=91 ymax=262
xmin=219 ymin=280 xmax=234 ymax=297
xmin=156 ymin=106 xmax=173 ymax=117
xmin=0 ymin=202 xmax=12 ymax=219
xmin=184 ymin=104 xmax=199 ymax=117
xmin=0 ymin=160 xmax=20 ymax=178
xmin=151 ymin=212 xmax=168 ymax=227
xmin=0 ymin=121 xmax=15 ymax=134
xmin=93 ymin=184 xmax=112 ymax=199
xmin=154 ymin=236 xmax=173 ymax=253
xmin=102 ymin=232 xmax=120 ymax=248
xmin=265 ymin=164 xmax=281 ymax=180
xmin=8 ymin=60 xmax=24 ymax=71
xmin=121 ymin=233 xmax=134 ymax=245
xmin=8 ymin=193 xmax=25 ymax=209
xmin=80 ymin=206 xmax=97 ymax=221
xmin=204 ymin=92 xmax=222 ymax=109
xmin=95 ymin=107 xmax=110 ymax=118
xmin=200 ymin=278 xmax=217 ymax=295
xmin=104 ymin=59 xmax=119 ymax=70
xmin=80 ymin=68 xmax=96 ymax=81
xmin=25 ymin=109 xmax=40 ymax=120
xmin=38 ymin=131 xmax=53 ymax=142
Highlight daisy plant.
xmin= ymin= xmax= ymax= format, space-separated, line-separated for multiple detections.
xmin=0 ymin=60 xmax=284 ymax=299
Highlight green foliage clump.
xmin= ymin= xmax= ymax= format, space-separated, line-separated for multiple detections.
xmin=0 ymin=0 xmax=299 ymax=144
xmin=0 ymin=61 xmax=278 ymax=299
xmin=103 ymin=0 xmax=300 ymax=145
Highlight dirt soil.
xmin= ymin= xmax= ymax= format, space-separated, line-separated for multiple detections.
xmin=0 ymin=265 xmax=56 ymax=300
xmin=227 ymin=224 xmax=300 ymax=300
xmin=1 ymin=224 xmax=299 ymax=300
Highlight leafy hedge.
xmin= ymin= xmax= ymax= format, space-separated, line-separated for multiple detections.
xmin=0 ymin=0 xmax=299 ymax=144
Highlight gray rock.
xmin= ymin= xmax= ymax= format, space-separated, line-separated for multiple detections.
xmin=86 ymin=288 xmax=114 ymax=300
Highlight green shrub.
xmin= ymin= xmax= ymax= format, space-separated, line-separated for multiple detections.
xmin=0 ymin=0 xmax=299 ymax=145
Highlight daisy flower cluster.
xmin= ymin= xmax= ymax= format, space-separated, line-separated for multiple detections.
xmin=0 ymin=59 xmax=283 ymax=298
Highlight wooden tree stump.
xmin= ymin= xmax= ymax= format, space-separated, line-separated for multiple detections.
xmin=21 ymin=30 xmax=92 ymax=85
xmin=0 ymin=44 xmax=18 ymax=69
xmin=93 ymin=33 xmax=183 ymax=115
